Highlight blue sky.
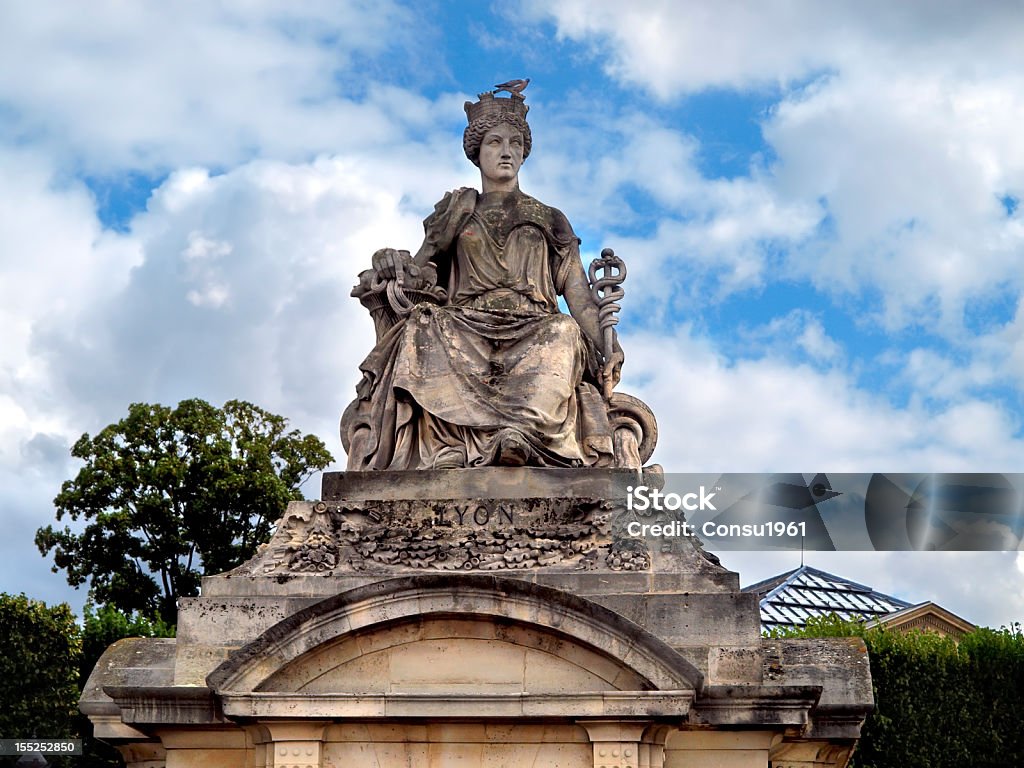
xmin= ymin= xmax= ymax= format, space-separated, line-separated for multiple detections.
xmin=2 ymin=1 xmax=1024 ymax=627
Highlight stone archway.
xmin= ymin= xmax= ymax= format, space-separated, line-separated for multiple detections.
xmin=209 ymin=573 xmax=704 ymax=700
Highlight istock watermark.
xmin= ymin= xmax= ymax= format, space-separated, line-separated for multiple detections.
xmin=624 ymin=519 xmax=808 ymax=539
xmin=625 ymin=484 xmax=718 ymax=512
xmin=620 ymin=473 xmax=1024 ymax=551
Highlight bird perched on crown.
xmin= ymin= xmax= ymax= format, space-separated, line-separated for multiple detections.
xmin=494 ymin=78 xmax=529 ymax=95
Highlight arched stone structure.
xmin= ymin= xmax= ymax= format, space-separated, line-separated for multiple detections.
xmin=208 ymin=575 xmax=704 ymax=697
xmin=84 ymin=474 xmax=872 ymax=768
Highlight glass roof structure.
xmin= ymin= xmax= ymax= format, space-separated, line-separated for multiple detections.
xmin=741 ymin=564 xmax=912 ymax=633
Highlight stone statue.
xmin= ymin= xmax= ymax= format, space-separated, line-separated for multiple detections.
xmin=342 ymin=85 xmax=656 ymax=470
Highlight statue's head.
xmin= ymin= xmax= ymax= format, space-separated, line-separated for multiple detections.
xmin=463 ymin=91 xmax=532 ymax=167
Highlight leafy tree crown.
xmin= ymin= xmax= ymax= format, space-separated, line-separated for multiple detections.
xmin=36 ymin=399 xmax=333 ymax=624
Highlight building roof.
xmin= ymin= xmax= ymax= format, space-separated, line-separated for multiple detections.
xmin=871 ymin=601 xmax=976 ymax=638
xmin=742 ymin=564 xmax=913 ymax=633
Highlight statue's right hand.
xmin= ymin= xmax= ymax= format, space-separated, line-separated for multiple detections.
xmin=371 ymin=248 xmax=411 ymax=281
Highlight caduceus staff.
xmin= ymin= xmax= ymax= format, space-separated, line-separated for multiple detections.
xmin=588 ymin=248 xmax=626 ymax=401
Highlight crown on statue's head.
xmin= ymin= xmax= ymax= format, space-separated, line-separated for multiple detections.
xmin=464 ymin=91 xmax=529 ymax=125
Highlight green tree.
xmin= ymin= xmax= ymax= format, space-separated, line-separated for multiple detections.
xmin=0 ymin=594 xmax=80 ymax=745
xmin=36 ymin=399 xmax=333 ymax=624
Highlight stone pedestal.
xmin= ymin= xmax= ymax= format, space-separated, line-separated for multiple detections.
xmin=82 ymin=468 xmax=872 ymax=768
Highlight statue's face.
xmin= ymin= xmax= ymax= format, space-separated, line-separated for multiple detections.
xmin=478 ymin=122 xmax=524 ymax=185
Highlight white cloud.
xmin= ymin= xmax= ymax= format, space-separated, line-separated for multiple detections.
xmin=530 ymin=1 xmax=1024 ymax=335
xmin=0 ymin=0 xmax=426 ymax=170
xmin=532 ymin=1 xmax=1024 ymax=97
xmin=796 ymin=317 xmax=841 ymax=363
xmin=622 ymin=328 xmax=1024 ymax=471
xmin=4 ymin=108 xmax=472 ymax=460
xmin=726 ymin=310 xmax=842 ymax=365
xmin=0 ymin=148 xmax=141 ymax=464
xmin=978 ymin=299 xmax=1024 ymax=392
xmin=768 ymin=70 xmax=1024 ymax=332
xmin=897 ymin=346 xmax=1004 ymax=406
xmin=525 ymin=110 xmax=821 ymax=313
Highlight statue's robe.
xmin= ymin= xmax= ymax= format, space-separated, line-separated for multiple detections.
xmin=342 ymin=188 xmax=613 ymax=470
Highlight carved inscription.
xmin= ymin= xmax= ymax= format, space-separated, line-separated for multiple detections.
xmin=244 ymin=497 xmax=651 ymax=575
xmin=434 ymin=502 xmax=516 ymax=527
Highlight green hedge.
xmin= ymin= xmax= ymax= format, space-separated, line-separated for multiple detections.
xmin=0 ymin=594 xmax=80 ymax=768
xmin=0 ymin=595 xmax=174 ymax=768
xmin=771 ymin=615 xmax=1024 ymax=768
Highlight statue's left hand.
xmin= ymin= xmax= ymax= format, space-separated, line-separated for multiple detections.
xmin=605 ymin=339 xmax=624 ymax=390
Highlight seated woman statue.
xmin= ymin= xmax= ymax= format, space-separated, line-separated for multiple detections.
xmin=342 ymin=88 xmax=624 ymax=470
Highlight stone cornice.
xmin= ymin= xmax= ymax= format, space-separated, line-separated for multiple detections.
xmin=217 ymin=690 xmax=696 ymax=719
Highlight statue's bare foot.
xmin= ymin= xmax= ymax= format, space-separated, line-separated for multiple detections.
xmin=497 ymin=430 xmax=531 ymax=467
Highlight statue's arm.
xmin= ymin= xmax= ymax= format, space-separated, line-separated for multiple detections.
xmin=372 ymin=188 xmax=473 ymax=279
xmin=369 ymin=190 xmax=452 ymax=278
xmin=562 ymin=257 xmax=624 ymax=387
xmin=412 ymin=239 xmax=439 ymax=267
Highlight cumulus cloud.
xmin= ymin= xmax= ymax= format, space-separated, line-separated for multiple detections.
xmin=769 ymin=70 xmax=1024 ymax=332
xmin=620 ymin=328 xmax=1024 ymax=473
xmin=728 ymin=310 xmax=842 ymax=365
xmin=530 ymin=1 xmax=1024 ymax=96
xmin=529 ymin=1 xmax=1024 ymax=335
xmin=1 ymin=66 xmax=479 ymax=464
xmin=0 ymin=149 xmax=141 ymax=463
xmin=524 ymin=108 xmax=820 ymax=315
xmin=0 ymin=0 xmax=430 ymax=170
xmin=28 ymin=153 xmax=468 ymax=444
